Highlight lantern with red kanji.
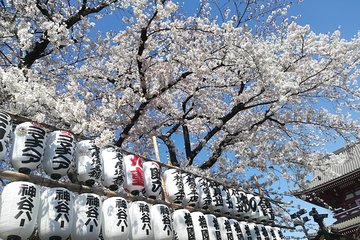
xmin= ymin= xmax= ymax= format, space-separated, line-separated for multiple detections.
xmin=123 ymin=155 xmax=145 ymax=195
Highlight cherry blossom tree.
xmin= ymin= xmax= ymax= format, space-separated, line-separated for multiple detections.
xmin=1 ymin=0 xmax=359 ymax=199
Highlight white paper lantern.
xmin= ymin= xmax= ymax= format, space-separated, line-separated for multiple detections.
xmin=209 ymin=182 xmax=223 ymax=212
xmin=10 ymin=122 xmax=46 ymax=174
xmin=150 ymin=204 xmax=173 ymax=240
xmin=102 ymin=197 xmax=129 ymax=240
xmin=237 ymin=221 xmax=251 ymax=239
xmin=123 ymin=155 xmax=145 ymax=195
xmin=259 ymin=198 xmax=275 ymax=222
xmin=236 ymin=192 xmax=254 ymax=220
xmin=246 ymin=193 xmax=264 ymax=220
xmin=273 ymin=227 xmax=285 ymax=240
xmin=246 ymin=223 xmax=263 ymax=239
xmin=217 ymin=217 xmax=234 ymax=240
xmin=183 ymin=173 xmax=198 ymax=207
xmin=43 ymin=130 xmax=75 ymax=180
xmin=264 ymin=226 xmax=277 ymax=240
xmin=38 ymin=187 xmax=74 ymax=240
xmin=72 ymin=193 xmax=102 ymax=240
xmin=229 ymin=219 xmax=244 ymax=240
xmin=204 ymin=214 xmax=222 ymax=240
xmin=0 ymin=111 xmax=12 ymax=161
xmin=190 ymin=212 xmax=209 ymax=240
xmin=143 ymin=161 xmax=162 ymax=199
xmin=101 ymin=147 xmax=124 ymax=191
xmin=129 ymin=201 xmax=153 ymax=240
xmin=228 ymin=189 xmax=241 ymax=217
xmin=234 ymin=190 xmax=252 ymax=220
xmin=0 ymin=181 xmax=40 ymax=240
xmin=220 ymin=185 xmax=233 ymax=215
xmin=250 ymin=196 xmax=266 ymax=222
xmin=172 ymin=209 xmax=195 ymax=240
xmin=257 ymin=224 xmax=272 ymax=240
xmin=163 ymin=169 xmax=184 ymax=204
xmin=195 ymin=177 xmax=212 ymax=210
xmin=75 ymin=140 xmax=102 ymax=186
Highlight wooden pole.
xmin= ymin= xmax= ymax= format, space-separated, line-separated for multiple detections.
xmin=152 ymin=136 xmax=169 ymax=203
xmin=152 ymin=136 xmax=161 ymax=162
xmin=253 ymin=176 xmax=263 ymax=198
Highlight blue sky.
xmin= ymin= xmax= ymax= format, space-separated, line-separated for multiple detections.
xmin=289 ymin=0 xmax=360 ymax=40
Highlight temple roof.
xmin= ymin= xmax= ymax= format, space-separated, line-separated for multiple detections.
xmin=309 ymin=143 xmax=360 ymax=188
xmin=331 ymin=215 xmax=360 ymax=234
xmin=295 ymin=142 xmax=360 ymax=196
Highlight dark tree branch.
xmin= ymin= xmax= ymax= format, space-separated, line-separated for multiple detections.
xmin=249 ymin=109 xmax=273 ymax=131
xmin=199 ymin=133 xmax=234 ymax=169
xmin=165 ymin=122 xmax=181 ymax=138
xmin=181 ymin=91 xmax=197 ymax=164
xmin=189 ymin=87 xmax=267 ymax=163
xmin=36 ymin=0 xmax=53 ymax=20
xmin=20 ymin=0 xmax=116 ymax=68
xmin=0 ymin=50 xmax=12 ymax=65
xmin=158 ymin=135 xmax=180 ymax=166
xmin=182 ymin=124 xmax=192 ymax=161
xmin=115 ymin=71 xmax=193 ymax=147
xmin=199 ymin=108 xmax=274 ymax=169
xmin=235 ymin=0 xmax=250 ymax=28
xmin=20 ymin=37 xmax=50 ymax=68
xmin=136 ymin=7 xmax=161 ymax=95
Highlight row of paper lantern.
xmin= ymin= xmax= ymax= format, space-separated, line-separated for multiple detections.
xmin=0 ymin=115 xmax=275 ymax=223
xmin=0 ymin=181 xmax=284 ymax=240
xmin=164 ymin=169 xmax=275 ymax=223
xmin=0 ymin=116 xmax=160 ymax=192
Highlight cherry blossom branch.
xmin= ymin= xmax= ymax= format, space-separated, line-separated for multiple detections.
xmin=21 ymin=0 xmax=117 ymax=68
xmin=115 ymin=71 xmax=193 ymax=147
